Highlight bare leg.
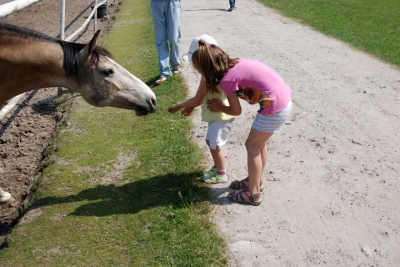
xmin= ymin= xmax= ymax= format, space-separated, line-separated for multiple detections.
xmin=260 ymin=142 xmax=268 ymax=184
xmin=210 ymin=147 xmax=225 ymax=171
xmin=206 ymin=140 xmax=225 ymax=171
xmin=245 ymin=128 xmax=273 ymax=195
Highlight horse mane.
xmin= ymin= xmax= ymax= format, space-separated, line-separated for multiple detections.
xmin=0 ymin=23 xmax=55 ymax=42
xmin=0 ymin=23 xmax=114 ymax=82
xmin=58 ymin=41 xmax=114 ymax=82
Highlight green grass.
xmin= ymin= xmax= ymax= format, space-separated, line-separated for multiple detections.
xmin=260 ymin=0 xmax=400 ymax=67
xmin=0 ymin=0 xmax=226 ymax=266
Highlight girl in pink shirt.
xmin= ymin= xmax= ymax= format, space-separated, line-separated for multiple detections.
xmin=192 ymin=40 xmax=292 ymax=206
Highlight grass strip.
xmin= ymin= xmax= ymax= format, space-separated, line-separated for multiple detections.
xmin=260 ymin=0 xmax=400 ymax=67
xmin=0 ymin=0 xmax=227 ymax=266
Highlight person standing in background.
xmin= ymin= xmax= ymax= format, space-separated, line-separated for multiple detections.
xmin=228 ymin=0 xmax=236 ymax=11
xmin=151 ymin=0 xmax=182 ymax=85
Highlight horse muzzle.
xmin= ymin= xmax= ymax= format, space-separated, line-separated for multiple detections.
xmin=135 ymin=96 xmax=157 ymax=116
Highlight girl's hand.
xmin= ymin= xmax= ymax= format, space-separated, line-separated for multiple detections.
xmin=181 ymin=106 xmax=194 ymax=116
xmin=206 ymin=98 xmax=224 ymax=112
xmin=168 ymin=105 xmax=180 ymax=113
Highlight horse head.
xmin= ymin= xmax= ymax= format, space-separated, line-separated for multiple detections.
xmin=75 ymin=30 xmax=157 ymax=116
xmin=0 ymin=25 xmax=159 ymax=204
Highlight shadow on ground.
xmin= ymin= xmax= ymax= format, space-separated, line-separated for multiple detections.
xmin=29 ymin=172 xmax=218 ymax=217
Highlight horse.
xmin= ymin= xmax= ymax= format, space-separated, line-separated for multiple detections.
xmin=0 ymin=23 xmax=157 ymax=203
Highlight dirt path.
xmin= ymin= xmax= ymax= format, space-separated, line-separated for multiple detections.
xmin=179 ymin=1 xmax=400 ymax=266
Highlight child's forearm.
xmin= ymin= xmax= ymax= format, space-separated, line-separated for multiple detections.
xmin=207 ymin=95 xmax=242 ymax=116
xmin=177 ymin=98 xmax=202 ymax=109
xmin=173 ymin=79 xmax=207 ymax=110
xmin=218 ymin=105 xmax=241 ymax=116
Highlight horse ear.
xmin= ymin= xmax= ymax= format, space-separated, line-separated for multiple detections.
xmin=80 ymin=30 xmax=101 ymax=60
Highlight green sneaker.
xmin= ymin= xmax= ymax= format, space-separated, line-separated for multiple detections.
xmin=204 ymin=173 xmax=228 ymax=184
xmin=203 ymin=166 xmax=217 ymax=180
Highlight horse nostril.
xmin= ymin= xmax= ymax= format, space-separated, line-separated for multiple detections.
xmin=150 ymin=97 xmax=157 ymax=108
xmin=147 ymin=97 xmax=157 ymax=112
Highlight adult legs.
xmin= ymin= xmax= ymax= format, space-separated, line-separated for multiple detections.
xmin=151 ymin=0 xmax=172 ymax=78
xmin=166 ymin=0 xmax=181 ymax=70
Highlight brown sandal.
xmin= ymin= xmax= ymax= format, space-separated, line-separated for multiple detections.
xmin=228 ymin=189 xmax=262 ymax=206
xmin=229 ymin=177 xmax=264 ymax=192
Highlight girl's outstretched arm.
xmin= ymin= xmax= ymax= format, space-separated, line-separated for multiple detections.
xmin=168 ymin=77 xmax=208 ymax=114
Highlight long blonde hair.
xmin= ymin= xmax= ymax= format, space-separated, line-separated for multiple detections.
xmin=192 ymin=40 xmax=238 ymax=93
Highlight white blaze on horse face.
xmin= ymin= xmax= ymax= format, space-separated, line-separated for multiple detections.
xmin=77 ymin=32 xmax=156 ymax=115
xmin=105 ymin=58 xmax=156 ymax=110
xmin=78 ymin=55 xmax=157 ymax=116
xmin=96 ymin=57 xmax=157 ymax=115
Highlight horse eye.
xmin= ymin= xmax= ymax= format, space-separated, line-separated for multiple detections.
xmin=103 ymin=69 xmax=114 ymax=76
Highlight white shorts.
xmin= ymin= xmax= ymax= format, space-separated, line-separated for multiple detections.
xmin=206 ymin=118 xmax=235 ymax=150
xmin=252 ymin=100 xmax=292 ymax=132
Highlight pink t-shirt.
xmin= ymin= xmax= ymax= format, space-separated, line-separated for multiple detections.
xmin=219 ymin=59 xmax=292 ymax=115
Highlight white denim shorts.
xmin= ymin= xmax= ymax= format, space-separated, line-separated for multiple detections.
xmin=252 ymin=100 xmax=292 ymax=133
xmin=206 ymin=118 xmax=235 ymax=150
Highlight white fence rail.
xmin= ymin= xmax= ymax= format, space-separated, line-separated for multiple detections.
xmin=0 ymin=0 xmax=107 ymax=122
xmin=0 ymin=0 xmax=40 ymax=18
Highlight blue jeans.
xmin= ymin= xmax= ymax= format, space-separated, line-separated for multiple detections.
xmin=151 ymin=0 xmax=181 ymax=78
xmin=229 ymin=0 xmax=235 ymax=7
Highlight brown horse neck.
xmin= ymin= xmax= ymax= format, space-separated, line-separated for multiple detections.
xmin=0 ymin=38 xmax=70 ymax=105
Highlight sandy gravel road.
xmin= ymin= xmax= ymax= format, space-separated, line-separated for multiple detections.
xmin=178 ymin=0 xmax=400 ymax=266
